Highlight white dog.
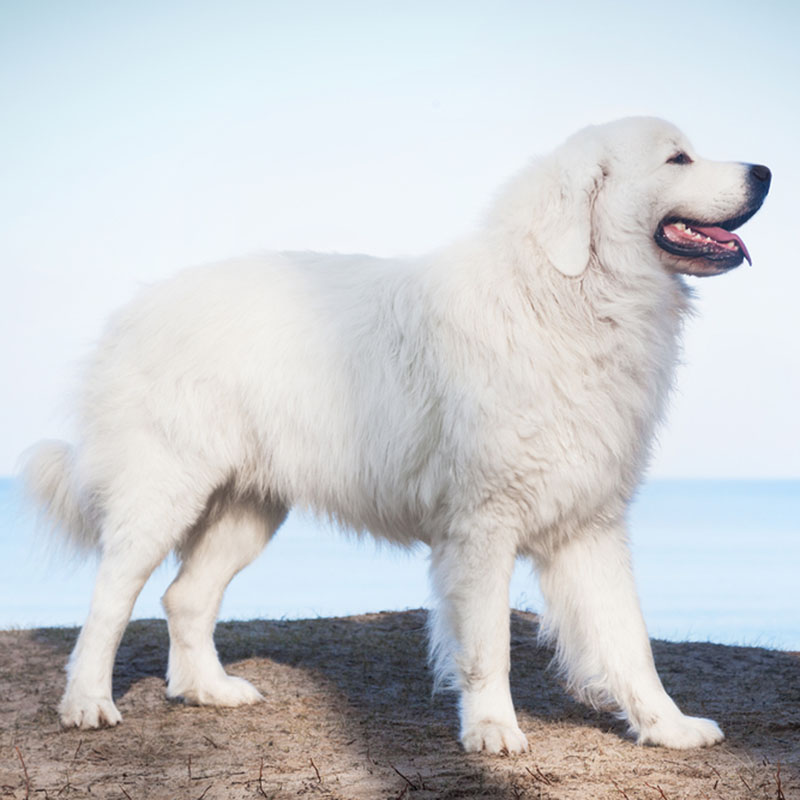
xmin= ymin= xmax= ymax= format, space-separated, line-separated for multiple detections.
xmin=24 ymin=117 xmax=770 ymax=753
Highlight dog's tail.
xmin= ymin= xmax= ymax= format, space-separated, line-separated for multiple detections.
xmin=21 ymin=440 xmax=102 ymax=554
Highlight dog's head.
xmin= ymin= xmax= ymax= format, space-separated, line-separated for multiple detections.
xmin=517 ymin=117 xmax=771 ymax=278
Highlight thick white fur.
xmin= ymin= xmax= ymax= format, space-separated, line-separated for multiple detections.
xmin=24 ymin=118 xmax=762 ymax=751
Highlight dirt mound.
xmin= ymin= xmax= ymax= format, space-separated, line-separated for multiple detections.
xmin=1 ymin=610 xmax=798 ymax=799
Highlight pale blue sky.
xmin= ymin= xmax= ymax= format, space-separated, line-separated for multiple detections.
xmin=1 ymin=1 xmax=798 ymax=476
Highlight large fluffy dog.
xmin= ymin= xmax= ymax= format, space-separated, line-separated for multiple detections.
xmin=25 ymin=118 xmax=770 ymax=753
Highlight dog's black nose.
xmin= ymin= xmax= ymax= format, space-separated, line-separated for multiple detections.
xmin=750 ymin=163 xmax=772 ymax=190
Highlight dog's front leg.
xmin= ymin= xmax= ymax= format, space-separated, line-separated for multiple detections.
xmin=429 ymin=521 xmax=528 ymax=754
xmin=537 ymin=521 xmax=724 ymax=748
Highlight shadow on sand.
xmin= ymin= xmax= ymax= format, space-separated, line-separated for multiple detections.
xmin=24 ymin=609 xmax=799 ymax=798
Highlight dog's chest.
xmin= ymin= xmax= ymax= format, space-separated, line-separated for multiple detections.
xmin=471 ymin=303 xmax=681 ymax=531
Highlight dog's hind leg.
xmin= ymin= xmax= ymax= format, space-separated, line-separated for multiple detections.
xmin=162 ymin=499 xmax=287 ymax=706
xmin=58 ymin=488 xmax=197 ymax=729
xmin=429 ymin=517 xmax=528 ymax=754
xmin=537 ymin=521 xmax=724 ymax=749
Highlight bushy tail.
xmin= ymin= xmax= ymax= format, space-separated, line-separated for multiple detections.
xmin=21 ymin=440 xmax=102 ymax=554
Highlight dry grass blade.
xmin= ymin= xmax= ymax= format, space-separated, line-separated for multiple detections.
xmin=775 ymin=761 xmax=785 ymax=800
xmin=612 ymin=779 xmax=632 ymax=799
xmin=15 ymin=747 xmax=30 ymax=800
xmin=645 ymin=783 xmax=670 ymax=800
xmin=257 ymin=758 xmax=269 ymax=798
xmin=526 ymin=765 xmax=554 ymax=786
xmin=391 ymin=764 xmax=419 ymax=789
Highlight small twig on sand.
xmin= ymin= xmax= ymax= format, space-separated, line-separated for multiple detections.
xmin=257 ymin=758 xmax=268 ymax=798
xmin=119 ymin=787 xmax=133 ymax=800
xmin=739 ymin=774 xmax=752 ymax=791
xmin=706 ymin=762 xmax=721 ymax=777
xmin=526 ymin=766 xmax=554 ymax=786
xmin=705 ymin=762 xmax=723 ymax=786
xmin=15 ymin=747 xmax=30 ymax=800
xmin=611 ymin=779 xmax=631 ymax=799
xmin=776 ymin=761 xmax=785 ymax=800
xmin=645 ymin=783 xmax=670 ymax=800
xmin=57 ymin=737 xmax=83 ymax=794
xmin=391 ymin=764 xmax=418 ymax=789
xmin=310 ymin=758 xmax=322 ymax=783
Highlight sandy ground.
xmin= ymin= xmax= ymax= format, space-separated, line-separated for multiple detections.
xmin=1 ymin=609 xmax=798 ymax=799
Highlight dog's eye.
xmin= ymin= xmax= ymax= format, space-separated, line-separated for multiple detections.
xmin=667 ymin=152 xmax=693 ymax=165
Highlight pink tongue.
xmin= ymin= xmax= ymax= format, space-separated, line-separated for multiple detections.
xmin=693 ymin=226 xmax=752 ymax=265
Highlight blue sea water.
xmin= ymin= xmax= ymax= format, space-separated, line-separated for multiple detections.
xmin=0 ymin=478 xmax=797 ymax=650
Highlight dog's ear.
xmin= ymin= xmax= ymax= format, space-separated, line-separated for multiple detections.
xmin=535 ymin=138 xmax=607 ymax=277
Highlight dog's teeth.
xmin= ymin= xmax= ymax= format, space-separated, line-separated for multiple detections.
xmin=671 ymin=220 xmax=740 ymax=252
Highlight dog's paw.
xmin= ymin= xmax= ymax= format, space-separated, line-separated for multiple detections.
xmin=168 ymin=674 xmax=264 ymax=707
xmin=461 ymin=720 xmax=529 ymax=754
xmin=638 ymin=713 xmax=724 ymax=749
xmin=59 ymin=693 xmax=122 ymax=729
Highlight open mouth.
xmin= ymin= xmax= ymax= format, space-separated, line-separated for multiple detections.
xmin=655 ymin=215 xmax=753 ymax=276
